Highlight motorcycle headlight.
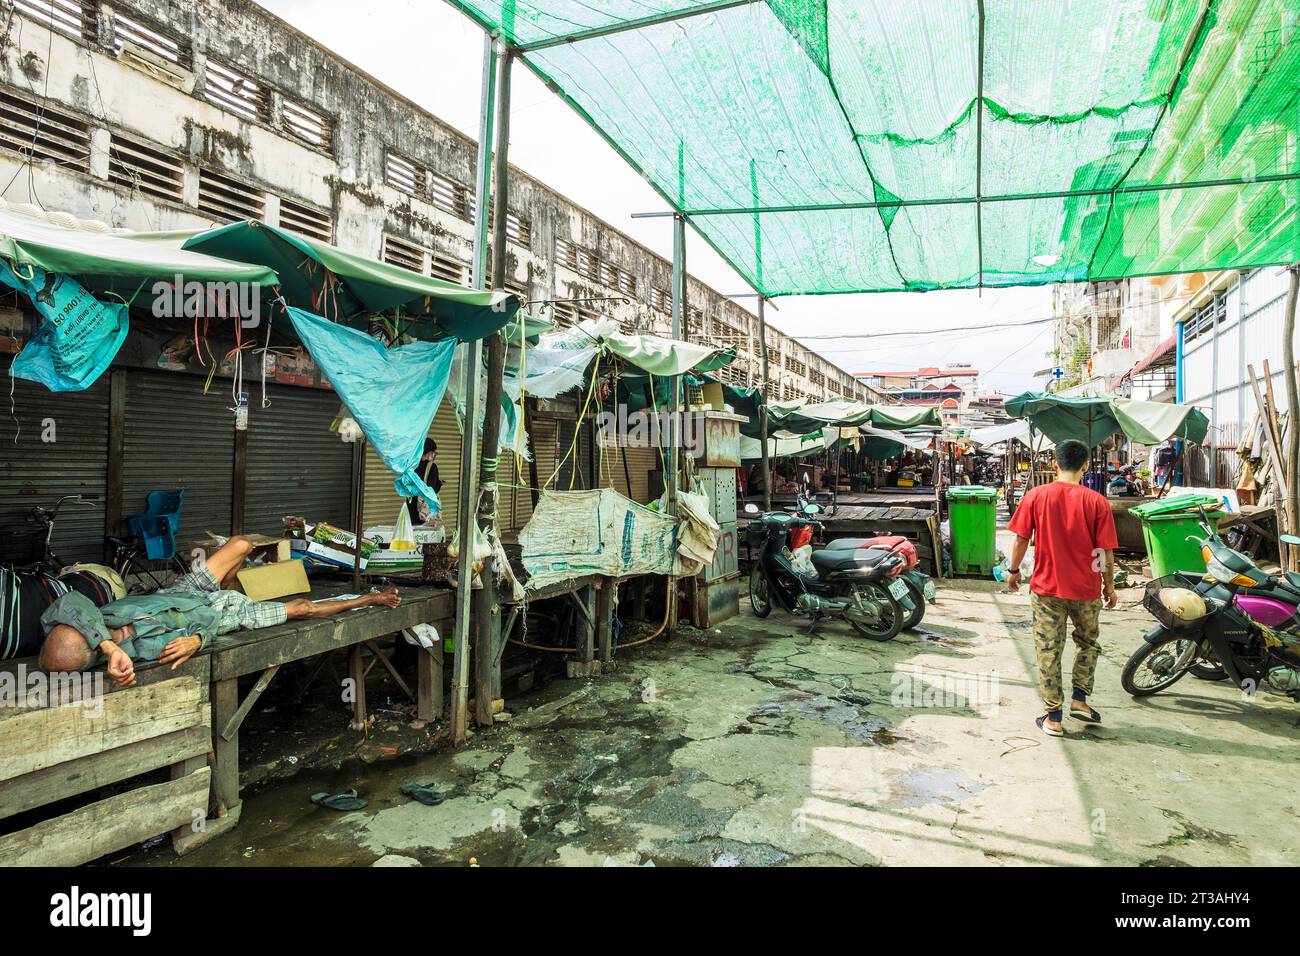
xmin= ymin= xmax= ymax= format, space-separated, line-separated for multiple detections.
xmin=1205 ymin=555 xmax=1256 ymax=586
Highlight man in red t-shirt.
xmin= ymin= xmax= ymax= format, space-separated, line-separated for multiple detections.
xmin=1006 ymin=438 xmax=1119 ymax=737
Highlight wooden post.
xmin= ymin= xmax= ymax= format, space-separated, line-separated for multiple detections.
xmin=211 ymin=677 xmax=241 ymax=817
xmin=417 ymin=641 xmax=444 ymax=722
xmin=105 ymin=369 xmax=127 ymax=554
xmin=597 ymin=579 xmax=615 ymax=663
xmin=350 ymin=438 xmax=366 ymax=593
xmin=348 ymin=644 xmax=367 ymax=731
xmin=1280 ymin=265 xmax=1300 ymax=570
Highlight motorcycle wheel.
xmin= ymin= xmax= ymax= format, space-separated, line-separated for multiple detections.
xmin=1190 ymin=658 xmax=1228 ymax=681
xmin=900 ymin=577 xmax=926 ymax=631
xmin=1121 ymin=631 xmax=1197 ymax=697
xmin=847 ymin=583 xmax=904 ymax=642
xmin=749 ymin=564 xmax=772 ymax=618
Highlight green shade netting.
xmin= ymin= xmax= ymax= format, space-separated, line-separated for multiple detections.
xmin=141 ymin=221 xmax=519 ymax=341
xmin=449 ymin=0 xmax=1300 ymax=295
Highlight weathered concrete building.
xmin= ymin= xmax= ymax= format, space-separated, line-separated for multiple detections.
xmin=0 ymin=0 xmax=872 ymax=407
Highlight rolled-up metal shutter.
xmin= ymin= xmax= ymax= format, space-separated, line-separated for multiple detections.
xmin=0 ymin=360 xmax=109 ymax=564
xmin=122 ymin=370 xmax=234 ymax=547
xmin=245 ymin=384 xmax=353 ymax=536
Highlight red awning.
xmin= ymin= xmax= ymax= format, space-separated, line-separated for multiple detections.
xmin=1120 ymin=334 xmax=1176 ymax=383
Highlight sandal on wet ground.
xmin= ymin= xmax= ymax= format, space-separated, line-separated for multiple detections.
xmin=399 ymin=783 xmax=446 ymax=806
xmin=310 ymin=790 xmax=368 ymax=811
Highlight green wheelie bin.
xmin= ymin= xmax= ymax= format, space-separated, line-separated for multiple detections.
xmin=948 ymin=484 xmax=999 ymax=576
xmin=1130 ymin=494 xmax=1225 ymax=579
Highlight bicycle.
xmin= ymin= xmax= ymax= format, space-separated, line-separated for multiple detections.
xmin=0 ymin=494 xmax=189 ymax=594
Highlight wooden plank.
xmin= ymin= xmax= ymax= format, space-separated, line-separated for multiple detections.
xmin=0 ymin=768 xmax=210 ymax=867
xmin=0 ymin=725 xmax=208 ymax=821
xmin=219 ymin=664 xmax=281 ymax=741
xmin=210 ymin=591 xmax=453 ymax=680
xmin=0 ymin=676 xmax=204 ymax=783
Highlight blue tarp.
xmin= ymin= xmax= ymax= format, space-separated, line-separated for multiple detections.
xmin=2 ymin=261 xmax=128 ymax=392
xmin=287 ymin=307 xmax=457 ymax=514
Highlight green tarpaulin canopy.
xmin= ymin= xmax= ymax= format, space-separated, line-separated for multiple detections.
xmin=141 ymin=220 xmax=518 ymax=340
xmin=1006 ymin=394 xmax=1122 ymax=446
xmin=768 ymin=398 xmax=941 ymax=436
xmin=1008 ymin=393 xmax=1209 ymax=446
xmin=1111 ymin=396 xmax=1210 ymax=444
xmin=445 ymin=0 xmax=1300 ymax=296
xmin=0 ymin=203 xmax=278 ymax=294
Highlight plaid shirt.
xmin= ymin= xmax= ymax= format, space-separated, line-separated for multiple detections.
xmin=102 ymin=567 xmax=287 ymax=662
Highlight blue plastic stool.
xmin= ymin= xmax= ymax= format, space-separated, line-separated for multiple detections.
xmin=127 ymin=489 xmax=185 ymax=561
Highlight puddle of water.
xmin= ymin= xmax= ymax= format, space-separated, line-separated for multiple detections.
xmin=892 ymin=766 xmax=985 ymax=808
xmin=750 ymin=691 xmax=892 ymax=743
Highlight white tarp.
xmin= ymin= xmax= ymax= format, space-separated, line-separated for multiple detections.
xmin=969 ymin=419 xmax=1055 ymax=451
xmin=518 ymin=488 xmax=715 ymax=590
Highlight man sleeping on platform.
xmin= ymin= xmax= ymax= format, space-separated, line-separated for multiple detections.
xmin=37 ymin=535 xmax=401 ymax=687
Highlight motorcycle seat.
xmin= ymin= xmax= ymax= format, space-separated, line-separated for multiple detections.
xmin=823 ymin=536 xmax=908 ymax=551
xmin=810 ymin=547 xmax=887 ymax=575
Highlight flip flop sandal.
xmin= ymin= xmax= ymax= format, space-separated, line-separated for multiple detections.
xmin=1069 ymin=705 xmax=1102 ymax=724
xmin=399 ymin=783 xmax=446 ymax=807
xmin=1036 ymin=715 xmax=1064 ymax=737
xmin=310 ymin=790 xmax=368 ymax=811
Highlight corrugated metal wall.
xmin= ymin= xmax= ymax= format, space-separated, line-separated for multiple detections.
xmin=0 ymin=360 xmax=109 ymax=564
xmin=245 ymin=383 xmax=354 ymax=535
xmin=122 ymin=371 xmax=236 ymax=544
xmin=363 ymin=399 xmax=462 ymax=529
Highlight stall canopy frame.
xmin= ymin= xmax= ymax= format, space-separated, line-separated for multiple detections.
xmin=443 ymin=0 xmax=1300 ymax=298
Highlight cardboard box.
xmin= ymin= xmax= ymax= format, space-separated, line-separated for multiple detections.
xmin=291 ymin=538 xmax=370 ymax=571
xmin=237 ymin=559 xmax=310 ymax=600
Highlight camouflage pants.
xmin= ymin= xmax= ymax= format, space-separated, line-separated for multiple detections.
xmin=1030 ymin=592 xmax=1102 ymax=712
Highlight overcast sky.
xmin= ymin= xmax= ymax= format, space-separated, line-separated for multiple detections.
xmin=258 ymin=0 xmax=1057 ymax=395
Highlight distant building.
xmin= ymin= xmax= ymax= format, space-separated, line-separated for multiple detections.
xmin=854 ymin=365 xmax=984 ymax=426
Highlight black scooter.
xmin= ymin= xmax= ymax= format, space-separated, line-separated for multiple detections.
xmin=743 ymin=500 xmax=911 ymax=641
xmin=1121 ymin=511 xmax=1300 ymax=701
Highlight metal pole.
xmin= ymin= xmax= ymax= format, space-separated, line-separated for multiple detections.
xmin=473 ymin=48 xmax=514 ymax=728
xmin=451 ymin=33 xmax=497 ymax=747
xmin=351 ymin=440 xmax=366 ymax=592
xmin=1210 ymin=290 xmax=1219 ymax=485
xmin=757 ymin=294 xmax=771 ymax=512
xmin=668 ymin=213 xmax=685 ymax=516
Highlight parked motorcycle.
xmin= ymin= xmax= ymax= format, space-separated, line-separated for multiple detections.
xmin=1122 ymin=511 xmax=1300 ymax=701
xmin=744 ymin=501 xmax=913 ymax=641
xmin=817 ymin=535 xmax=935 ymax=630
xmin=1107 ymin=463 xmax=1148 ymax=498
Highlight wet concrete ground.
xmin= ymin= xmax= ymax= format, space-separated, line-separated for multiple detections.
xmin=125 ymin=574 xmax=1300 ymax=868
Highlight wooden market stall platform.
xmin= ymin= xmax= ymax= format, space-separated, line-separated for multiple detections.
xmin=0 ymin=582 xmax=453 ymax=864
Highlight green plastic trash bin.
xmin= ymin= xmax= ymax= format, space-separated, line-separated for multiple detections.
xmin=948 ymin=485 xmax=999 ymax=576
xmin=1130 ymin=494 xmax=1224 ymax=579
